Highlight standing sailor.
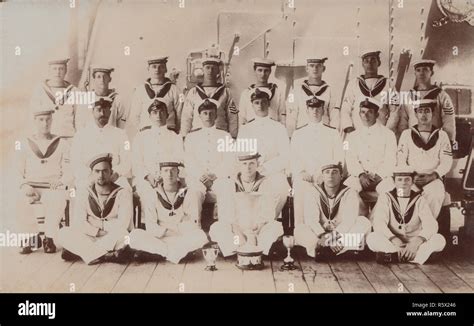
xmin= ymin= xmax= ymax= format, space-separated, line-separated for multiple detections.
xmin=181 ymin=57 xmax=238 ymax=138
xmin=129 ymin=56 xmax=181 ymax=133
xmin=288 ymin=57 xmax=338 ymax=136
xmin=397 ymin=59 xmax=456 ymax=142
xmin=29 ymin=58 xmax=79 ymax=138
xmin=238 ymin=58 xmax=286 ymax=127
xmin=15 ymin=105 xmax=72 ymax=254
xmin=77 ymin=64 xmax=128 ymax=129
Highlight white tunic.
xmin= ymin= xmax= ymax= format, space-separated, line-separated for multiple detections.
xmin=237 ymin=116 xmax=290 ymax=176
xmin=288 ymin=80 xmax=338 ymax=135
xmin=184 ymin=126 xmax=234 ymax=181
xmin=129 ymin=79 xmax=181 ymax=132
xmin=340 ymin=75 xmax=393 ymax=131
xmin=29 ymin=80 xmax=79 ymax=138
xmin=15 ymin=134 xmax=72 ymax=187
xmin=132 ymin=125 xmax=184 ymax=182
xmin=397 ymin=126 xmax=453 ymax=177
xmin=290 ymin=121 xmax=344 ymax=178
xmin=345 ymin=122 xmax=397 ymax=178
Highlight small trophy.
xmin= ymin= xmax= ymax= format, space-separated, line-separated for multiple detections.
xmin=202 ymin=242 xmax=219 ymax=271
xmin=281 ymin=235 xmax=298 ymax=271
xmin=281 ymin=188 xmax=297 ymax=271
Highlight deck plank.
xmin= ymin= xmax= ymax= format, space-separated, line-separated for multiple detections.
xmin=50 ymin=261 xmax=101 ymax=293
xmin=418 ymin=262 xmax=473 ymax=293
xmin=389 ymin=263 xmax=442 ymax=293
xmin=242 ymin=258 xmax=275 ymax=293
xmin=81 ymin=262 xmax=128 ymax=293
xmin=180 ymin=253 xmax=213 ymax=293
xmin=144 ymin=260 xmax=186 ymax=293
xmin=442 ymin=257 xmax=474 ymax=289
xmin=3 ymin=249 xmax=59 ymax=293
xmin=299 ymin=258 xmax=342 ymax=293
xmin=22 ymin=254 xmax=74 ymax=292
xmin=112 ymin=261 xmax=157 ymax=293
xmin=357 ymin=261 xmax=407 ymax=293
xmin=271 ymin=259 xmax=308 ymax=293
xmin=210 ymin=257 xmax=243 ymax=293
xmin=329 ymin=260 xmax=375 ymax=293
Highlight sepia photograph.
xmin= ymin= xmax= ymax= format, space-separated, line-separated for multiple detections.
xmin=0 ymin=0 xmax=473 ymax=321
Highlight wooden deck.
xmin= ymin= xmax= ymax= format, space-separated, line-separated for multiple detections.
xmin=1 ymin=246 xmax=473 ymax=293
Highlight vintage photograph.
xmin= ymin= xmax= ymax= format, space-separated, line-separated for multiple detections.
xmin=0 ymin=0 xmax=473 ymax=307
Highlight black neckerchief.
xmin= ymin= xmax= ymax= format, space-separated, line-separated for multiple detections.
xmin=26 ymin=136 xmax=61 ymax=162
xmin=386 ymin=189 xmax=421 ymax=225
xmin=195 ymin=83 xmax=226 ymax=101
xmin=411 ymin=85 xmax=442 ymax=100
xmin=155 ymin=181 xmax=187 ymax=213
xmin=42 ymin=80 xmax=74 ymax=106
xmin=313 ymin=183 xmax=350 ymax=221
xmin=87 ymin=183 xmax=122 ymax=219
xmin=249 ymin=83 xmax=278 ymax=101
xmin=235 ymin=172 xmax=266 ymax=192
xmin=357 ymin=75 xmax=387 ymax=97
xmin=301 ymin=80 xmax=329 ymax=98
xmin=95 ymin=89 xmax=117 ymax=102
xmin=144 ymin=78 xmax=173 ymax=99
xmin=410 ymin=125 xmax=440 ymax=151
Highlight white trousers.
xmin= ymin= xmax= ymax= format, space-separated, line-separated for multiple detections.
xmin=129 ymin=228 xmax=208 ymax=264
xmin=294 ymin=216 xmax=371 ymax=257
xmin=209 ymin=220 xmax=283 ymax=257
xmin=366 ymin=232 xmax=446 ymax=265
xmin=415 ymin=179 xmax=445 ymax=218
xmin=57 ymin=222 xmax=129 ymax=264
xmin=15 ymin=188 xmax=68 ymax=240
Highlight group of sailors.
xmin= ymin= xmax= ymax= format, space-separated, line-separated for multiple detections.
xmin=15 ymin=48 xmax=455 ymax=265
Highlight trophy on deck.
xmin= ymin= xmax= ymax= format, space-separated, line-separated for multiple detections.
xmin=281 ymin=187 xmax=298 ymax=271
xmin=202 ymin=241 xmax=219 ymax=271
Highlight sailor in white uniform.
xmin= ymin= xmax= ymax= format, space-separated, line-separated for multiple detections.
xmin=294 ymin=162 xmax=371 ymax=259
xmin=366 ymin=166 xmax=446 ymax=264
xmin=129 ymin=161 xmax=208 ymax=264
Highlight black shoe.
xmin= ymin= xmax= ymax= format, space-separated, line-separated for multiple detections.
xmin=106 ymin=246 xmax=133 ymax=264
xmin=43 ymin=237 xmax=57 ymax=254
xmin=61 ymin=249 xmax=80 ymax=262
xmin=20 ymin=234 xmax=41 ymax=254
xmin=133 ymin=250 xmax=164 ymax=263
xmin=376 ymin=252 xmax=397 ymax=264
xmin=19 ymin=246 xmax=33 ymax=255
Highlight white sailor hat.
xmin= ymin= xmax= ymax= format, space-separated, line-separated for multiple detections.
xmin=413 ymin=59 xmax=436 ymax=70
xmin=88 ymin=153 xmax=113 ymax=169
xmin=159 ymin=161 xmax=184 ymax=168
xmin=320 ymin=161 xmax=343 ymax=173
xmin=252 ymin=57 xmax=275 ymax=67
xmin=250 ymin=87 xmax=272 ymax=102
xmin=201 ymin=57 xmax=222 ymax=66
xmin=48 ymin=58 xmax=70 ymax=65
xmin=359 ymin=97 xmax=381 ymax=111
xmin=198 ymin=98 xmax=218 ymax=113
xmin=32 ymin=104 xmax=55 ymax=117
xmin=306 ymin=95 xmax=325 ymax=107
xmin=413 ymin=98 xmax=437 ymax=110
xmin=237 ymin=152 xmax=261 ymax=161
xmin=148 ymin=98 xmax=168 ymax=113
xmin=360 ymin=50 xmax=381 ymax=60
xmin=393 ymin=165 xmax=415 ymax=177
xmin=147 ymin=56 xmax=168 ymax=65
xmin=306 ymin=57 xmax=328 ymax=64
xmin=90 ymin=64 xmax=114 ymax=75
